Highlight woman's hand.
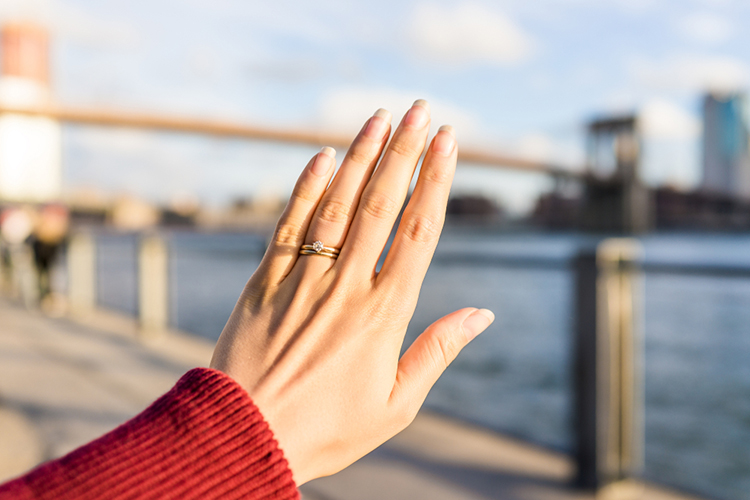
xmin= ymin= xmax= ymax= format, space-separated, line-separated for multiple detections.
xmin=210 ymin=100 xmax=494 ymax=485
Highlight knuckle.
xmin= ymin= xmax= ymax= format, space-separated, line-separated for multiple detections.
xmin=318 ymin=198 xmax=351 ymax=224
xmin=273 ymin=222 xmax=300 ymax=247
xmin=388 ymin=137 xmax=423 ymax=160
xmin=421 ymin=164 xmax=452 ymax=184
xmin=291 ymin=182 xmax=319 ymax=205
xmin=347 ymin=145 xmax=377 ymax=167
xmin=360 ymin=191 xmax=400 ymax=221
xmin=432 ymin=328 xmax=458 ymax=369
xmin=401 ymin=213 xmax=441 ymax=244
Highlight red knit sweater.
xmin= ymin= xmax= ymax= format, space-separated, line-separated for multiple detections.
xmin=0 ymin=368 xmax=300 ymax=500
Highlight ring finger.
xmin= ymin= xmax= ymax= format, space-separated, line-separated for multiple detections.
xmin=300 ymin=108 xmax=392 ymax=271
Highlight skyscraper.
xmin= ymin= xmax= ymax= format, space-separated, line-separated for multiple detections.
xmin=702 ymin=92 xmax=750 ymax=199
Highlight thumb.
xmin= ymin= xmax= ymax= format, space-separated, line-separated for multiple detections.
xmin=392 ymin=307 xmax=494 ymax=412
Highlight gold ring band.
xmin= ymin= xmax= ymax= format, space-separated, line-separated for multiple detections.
xmin=300 ymin=240 xmax=340 ymax=258
xmin=300 ymin=249 xmax=339 ymax=258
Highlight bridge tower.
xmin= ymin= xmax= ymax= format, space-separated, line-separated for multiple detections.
xmin=0 ymin=22 xmax=62 ymax=202
xmin=582 ymin=116 xmax=651 ymax=233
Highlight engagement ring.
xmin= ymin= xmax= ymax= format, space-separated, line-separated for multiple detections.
xmin=300 ymin=240 xmax=340 ymax=259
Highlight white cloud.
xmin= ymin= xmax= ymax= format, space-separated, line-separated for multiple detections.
xmin=512 ymin=132 xmax=585 ymax=168
xmin=317 ymin=87 xmax=482 ymax=142
xmin=676 ymin=12 xmax=733 ymax=46
xmin=407 ymin=2 xmax=536 ymax=66
xmin=611 ymin=0 xmax=657 ymax=14
xmin=629 ymin=53 xmax=750 ymax=94
xmin=0 ymin=0 xmax=139 ymax=47
xmin=638 ymin=99 xmax=702 ymax=188
xmin=69 ymin=127 xmax=154 ymax=153
xmin=516 ymin=133 xmax=554 ymax=163
xmin=640 ymin=137 xmax=701 ymax=189
xmin=639 ymin=99 xmax=701 ymax=139
xmin=186 ymin=0 xmax=376 ymax=47
xmin=690 ymin=0 xmax=733 ymax=8
xmin=65 ymin=126 xmax=319 ymax=205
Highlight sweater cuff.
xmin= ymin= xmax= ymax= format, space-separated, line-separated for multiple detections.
xmin=4 ymin=368 xmax=299 ymax=500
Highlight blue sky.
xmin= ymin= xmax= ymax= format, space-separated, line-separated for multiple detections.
xmin=2 ymin=0 xmax=749 ymax=213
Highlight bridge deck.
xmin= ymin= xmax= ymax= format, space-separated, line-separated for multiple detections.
xmin=0 ymin=105 xmax=581 ymax=177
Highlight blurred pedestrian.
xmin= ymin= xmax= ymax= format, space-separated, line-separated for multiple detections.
xmin=0 ymin=206 xmax=37 ymax=307
xmin=28 ymin=204 xmax=69 ymax=307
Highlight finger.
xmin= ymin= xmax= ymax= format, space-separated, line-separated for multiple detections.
xmin=255 ymin=148 xmax=336 ymax=284
xmin=340 ymin=100 xmax=431 ymax=273
xmin=301 ymin=109 xmax=392 ymax=272
xmin=378 ymin=125 xmax=457 ymax=294
xmin=391 ymin=308 xmax=494 ymax=415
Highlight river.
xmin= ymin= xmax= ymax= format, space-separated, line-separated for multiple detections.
xmin=92 ymin=228 xmax=750 ymax=500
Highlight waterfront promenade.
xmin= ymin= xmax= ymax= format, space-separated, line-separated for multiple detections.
xmin=0 ymin=298 xmax=702 ymax=500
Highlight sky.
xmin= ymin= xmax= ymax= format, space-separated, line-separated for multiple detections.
xmin=2 ymin=0 xmax=750 ymax=214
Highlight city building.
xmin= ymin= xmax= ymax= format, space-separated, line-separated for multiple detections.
xmin=702 ymin=92 xmax=750 ymax=199
xmin=0 ymin=23 xmax=62 ymax=202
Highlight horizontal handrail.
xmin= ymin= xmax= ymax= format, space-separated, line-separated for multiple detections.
xmin=641 ymin=262 xmax=750 ymax=278
xmin=86 ymin=232 xmax=750 ymax=278
xmin=432 ymin=251 xmax=750 ymax=278
xmin=431 ymin=252 xmax=570 ymax=269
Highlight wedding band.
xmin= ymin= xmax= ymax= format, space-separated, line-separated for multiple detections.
xmin=300 ymin=240 xmax=340 ymax=259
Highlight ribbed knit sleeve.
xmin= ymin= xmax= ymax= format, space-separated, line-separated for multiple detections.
xmin=0 ymin=368 xmax=299 ymax=500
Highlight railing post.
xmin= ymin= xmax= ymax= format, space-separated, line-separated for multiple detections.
xmin=138 ymin=234 xmax=169 ymax=337
xmin=573 ymin=238 xmax=644 ymax=491
xmin=67 ymin=233 xmax=97 ymax=316
xmin=0 ymin=242 xmax=11 ymax=295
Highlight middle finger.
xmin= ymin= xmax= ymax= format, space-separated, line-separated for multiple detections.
xmin=339 ymin=100 xmax=431 ymax=275
xmin=301 ymin=108 xmax=392 ymax=271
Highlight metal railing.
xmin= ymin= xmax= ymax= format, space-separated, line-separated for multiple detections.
xmin=4 ymin=230 xmax=747 ymax=496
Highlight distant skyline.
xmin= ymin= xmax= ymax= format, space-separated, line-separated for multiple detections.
xmin=2 ymin=0 xmax=750 ymax=214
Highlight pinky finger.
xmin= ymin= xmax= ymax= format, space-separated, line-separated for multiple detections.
xmin=255 ymin=147 xmax=336 ymax=284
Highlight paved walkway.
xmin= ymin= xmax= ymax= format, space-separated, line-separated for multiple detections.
xmin=0 ymin=298 xmax=702 ymax=500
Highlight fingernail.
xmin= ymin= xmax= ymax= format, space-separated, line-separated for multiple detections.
xmin=311 ymin=147 xmax=335 ymax=176
xmin=363 ymin=108 xmax=392 ymax=140
xmin=404 ymin=99 xmax=430 ymax=129
xmin=433 ymin=125 xmax=456 ymax=156
xmin=413 ymin=99 xmax=430 ymax=112
xmin=462 ymin=309 xmax=494 ymax=342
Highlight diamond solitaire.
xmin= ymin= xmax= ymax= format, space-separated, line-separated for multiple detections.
xmin=300 ymin=241 xmax=341 ymax=259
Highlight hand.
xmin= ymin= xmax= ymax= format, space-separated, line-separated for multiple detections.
xmin=210 ymin=100 xmax=494 ymax=485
